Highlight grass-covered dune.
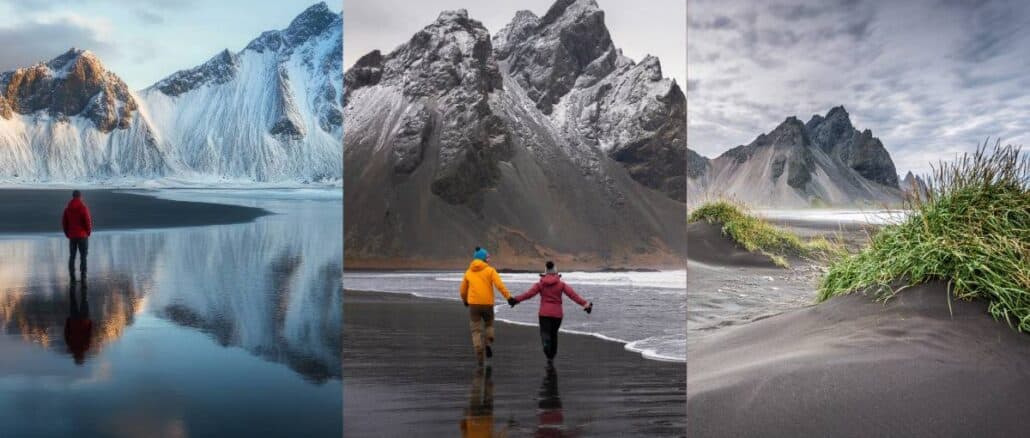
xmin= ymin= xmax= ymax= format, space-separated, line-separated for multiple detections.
xmin=688 ymin=199 xmax=841 ymax=267
xmin=819 ymin=144 xmax=1030 ymax=332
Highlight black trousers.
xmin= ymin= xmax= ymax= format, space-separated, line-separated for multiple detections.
xmin=539 ymin=316 xmax=562 ymax=359
xmin=69 ymin=238 xmax=88 ymax=277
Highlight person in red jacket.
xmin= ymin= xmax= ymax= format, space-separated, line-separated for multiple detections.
xmin=62 ymin=190 xmax=93 ymax=285
xmin=511 ymin=261 xmax=592 ymax=365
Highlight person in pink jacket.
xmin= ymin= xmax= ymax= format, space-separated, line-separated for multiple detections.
xmin=510 ymin=261 xmax=592 ymax=365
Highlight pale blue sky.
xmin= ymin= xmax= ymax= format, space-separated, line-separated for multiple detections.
xmin=0 ymin=0 xmax=340 ymax=90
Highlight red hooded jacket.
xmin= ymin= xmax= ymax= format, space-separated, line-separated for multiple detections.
xmin=515 ymin=274 xmax=588 ymax=318
xmin=62 ymin=198 xmax=93 ymax=239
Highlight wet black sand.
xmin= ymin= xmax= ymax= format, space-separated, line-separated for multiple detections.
xmin=0 ymin=189 xmax=268 ymax=233
xmin=343 ymin=290 xmax=686 ymax=437
xmin=688 ymin=281 xmax=1030 ymax=437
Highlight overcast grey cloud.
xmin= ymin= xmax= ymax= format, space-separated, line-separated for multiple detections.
xmin=689 ymin=0 xmax=1030 ymax=176
xmin=344 ymin=0 xmax=687 ymax=87
xmin=0 ymin=15 xmax=118 ymax=71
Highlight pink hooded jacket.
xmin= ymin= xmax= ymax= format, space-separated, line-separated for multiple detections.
xmin=515 ymin=273 xmax=588 ymax=318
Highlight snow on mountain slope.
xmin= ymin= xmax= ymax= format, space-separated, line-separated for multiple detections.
xmin=0 ymin=2 xmax=342 ymax=184
xmin=343 ymin=1 xmax=686 ymax=268
xmin=0 ymin=49 xmax=170 ymax=181
xmin=142 ymin=2 xmax=342 ymax=182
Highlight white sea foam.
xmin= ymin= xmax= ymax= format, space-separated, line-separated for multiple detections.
xmin=345 ymin=270 xmax=687 ymax=362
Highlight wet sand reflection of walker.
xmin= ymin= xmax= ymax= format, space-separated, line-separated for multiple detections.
xmin=461 ymin=366 xmax=502 ymax=437
xmin=460 ymin=365 xmax=581 ymax=438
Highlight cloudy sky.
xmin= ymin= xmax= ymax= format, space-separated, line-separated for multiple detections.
xmin=344 ymin=0 xmax=687 ymax=86
xmin=0 ymin=0 xmax=339 ymax=90
xmin=689 ymin=0 xmax=1030 ymax=176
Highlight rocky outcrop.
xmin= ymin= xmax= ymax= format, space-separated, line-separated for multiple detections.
xmin=342 ymin=50 xmax=383 ymax=105
xmin=343 ymin=0 xmax=686 ymax=268
xmin=500 ymin=0 xmax=615 ymax=114
xmin=346 ymin=9 xmax=510 ymax=204
xmin=690 ymin=107 xmax=903 ymax=207
xmin=901 ymin=171 xmax=929 ymax=200
xmin=493 ymin=0 xmax=687 ymax=201
xmin=0 ymin=49 xmax=141 ymax=133
xmin=806 ymin=106 xmax=898 ymax=187
xmin=154 ymin=49 xmax=239 ymax=97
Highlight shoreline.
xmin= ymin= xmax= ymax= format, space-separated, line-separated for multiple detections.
xmin=345 ymin=288 xmax=685 ymax=363
xmin=343 ymin=289 xmax=685 ymax=436
xmin=0 ymin=189 xmax=270 ymax=234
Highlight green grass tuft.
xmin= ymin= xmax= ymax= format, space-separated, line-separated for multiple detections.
xmin=689 ymin=199 xmax=844 ymax=267
xmin=818 ymin=142 xmax=1030 ymax=332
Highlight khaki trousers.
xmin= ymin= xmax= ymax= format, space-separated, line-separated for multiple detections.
xmin=468 ymin=304 xmax=495 ymax=361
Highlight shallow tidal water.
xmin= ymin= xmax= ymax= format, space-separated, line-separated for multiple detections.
xmin=344 ymin=270 xmax=687 ymax=361
xmin=0 ymin=189 xmax=342 ymax=437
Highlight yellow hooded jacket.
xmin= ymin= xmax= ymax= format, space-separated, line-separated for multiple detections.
xmin=460 ymin=259 xmax=511 ymax=305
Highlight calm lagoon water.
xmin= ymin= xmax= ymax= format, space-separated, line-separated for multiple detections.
xmin=0 ymin=189 xmax=341 ymax=437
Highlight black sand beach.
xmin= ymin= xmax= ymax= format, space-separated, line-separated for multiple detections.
xmin=0 ymin=189 xmax=268 ymax=233
xmin=688 ymin=281 xmax=1030 ymax=437
xmin=343 ymin=290 xmax=686 ymax=437
xmin=687 ymin=220 xmax=825 ymax=339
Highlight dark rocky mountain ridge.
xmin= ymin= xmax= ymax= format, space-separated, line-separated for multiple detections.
xmin=344 ymin=0 xmax=686 ymax=268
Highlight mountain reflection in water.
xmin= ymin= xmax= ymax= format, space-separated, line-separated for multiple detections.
xmin=0 ymin=190 xmax=341 ymax=382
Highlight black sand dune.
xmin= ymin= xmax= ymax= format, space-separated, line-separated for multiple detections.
xmin=344 ymin=290 xmax=686 ymax=437
xmin=686 ymin=221 xmax=779 ymax=268
xmin=687 ymin=281 xmax=1030 ymax=437
xmin=0 ymin=189 xmax=268 ymax=234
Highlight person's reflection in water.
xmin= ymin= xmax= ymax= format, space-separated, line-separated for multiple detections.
xmin=64 ymin=284 xmax=93 ymax=365
xmin=461 ymin=366 xmax=505 ymax=437
xmin=536 ymin=365 xmax=576 ymax=438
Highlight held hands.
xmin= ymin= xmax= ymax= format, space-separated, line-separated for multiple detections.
xmin=507 ymin=297 xmax=518 ymax=307
xmin=583 ymin=302 xmax=593 ymax=314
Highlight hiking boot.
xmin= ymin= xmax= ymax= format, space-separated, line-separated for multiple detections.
xmin=485 ymin=345 xmax=493 ymax=359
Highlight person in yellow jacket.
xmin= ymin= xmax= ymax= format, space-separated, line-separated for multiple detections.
xmin=460 ymin=247 xmax=517 ymax=365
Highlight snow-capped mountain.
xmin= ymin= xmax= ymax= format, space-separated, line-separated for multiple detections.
xmin=688 ymin=106 xmax=903 ymax=208
xmin=0 ymin=49 xmax=169 ymax=180
xmin=0 ymin=2 xmax=342 ymax=184
xmin=344 ymin=0 xmax=686 ymax=268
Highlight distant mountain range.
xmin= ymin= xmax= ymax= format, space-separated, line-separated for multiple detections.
xmin=688 ymin=106 xmax=905 ymax=208
xmin=0 ymin=2 xmax=341 ymax=183
xmin=343 ymin=0 xmax=686 ymax=268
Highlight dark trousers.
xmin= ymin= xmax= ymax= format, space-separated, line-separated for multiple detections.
xmin=539 ymin=316 xmax=562 ymax=359
xmin=69 ymin=238 xmax=88 ymax=278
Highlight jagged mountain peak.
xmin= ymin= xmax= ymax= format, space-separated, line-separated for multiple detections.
xmin=152 ymin=48 xmax=239 ymax=97
xmin=540 ymin=0 xmax=602 ymax=26
xmin=244 ymin=3 xmax=340 ymax=54
xmin=0 ymin=48 xmax=139 ymax=132
xmin=690 ymin=106 xmax=902 ymax=207
xmin=343 ymin=0 xmax=685 ymax=267
xmin=436 ymin=8 xmax=470 ymax=23
xmin=365 ymin=8 xmax=500 ymax=98
xmin=493 ymin=10 xmax=541 ymax=59
xmin=499 ymin=0 xmax=614 ymax=114
xmin=283 ymin=1 xmax=338 ymax=46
